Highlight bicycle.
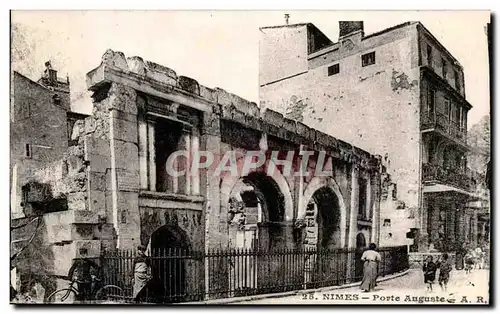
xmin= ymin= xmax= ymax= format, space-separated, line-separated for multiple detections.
xmin=46 ymin=276 xmax=124 ymax=304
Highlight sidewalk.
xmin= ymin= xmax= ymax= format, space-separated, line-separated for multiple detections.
xmin=225 ymin=268 xmax=489 ymax=305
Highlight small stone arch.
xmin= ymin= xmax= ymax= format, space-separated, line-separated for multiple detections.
xmin=356 ymin=232 xmax=367 ymax=249
xmin=301 ymin=176 xmax=347 ymax=247
xmin=146 ymin=224 xmax=192 ymax=303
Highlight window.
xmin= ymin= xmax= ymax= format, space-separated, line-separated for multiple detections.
xmin=426 ymin=44 xmax=433 ymax=67
xmin=428 ymin=89 xmax=436 ymax=117
xmin=442 ymin=58 xmax=447 ymax=79
xmin=454 ymin=70 xmax=460 ymax=91
xmin=428 ymin=142 xmax=435 ymax=163
xmin=327 ymin=63 xmax=340 ymax=76
xmin=459 ymin=107 xmax=465 ymax=130
xmin=361 ymin=52 xmax=376 ymax=67
xmin=25 ymin=144 xmax=31 ymax=158
xmin=52 ymin=94 xmax=61 ymax=106
xmin=358 ymin=177 xmax=367 ymax=218
xmin=383 ymin=219 xmax=391 ymax=227
xmin=444 ymin=98 xmax=451 ymax=120
xmin=454 ymin=104 xmax=460 ymax=124
xmin=154 ymin=119 xmax=184 ymax=193
xmin=450 ymin=103 xmax=456 ymax=123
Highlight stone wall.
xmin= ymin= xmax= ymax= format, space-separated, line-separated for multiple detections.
xmin=10 ymin=72 xmax=71 ymax=218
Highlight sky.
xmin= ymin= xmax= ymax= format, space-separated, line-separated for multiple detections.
xmin=11 ymin=10 xmax=491 ymax=128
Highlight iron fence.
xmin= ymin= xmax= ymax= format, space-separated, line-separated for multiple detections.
xmin=95 ymin=245 xmax=408 ymax=303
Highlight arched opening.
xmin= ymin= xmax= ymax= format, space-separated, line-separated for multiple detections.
xmin=226 ymin=171 xmax=288 ymax=295
xmin=149 ymin=225 xmax=190 ymax=303
xmin=356 ymin=232 xmax=367 ymax=249
xmin=301 ymin=177 xmax=347 ymax=247
xmin=228 ymin=171 xmax=286 ymax=251
xmin=313 ymin=187 xmax=341 ymax=250
xmin=304 ymin=186 xmax=342 ymax=250
xmin=304 ymin=185 xmax=344 ymax=287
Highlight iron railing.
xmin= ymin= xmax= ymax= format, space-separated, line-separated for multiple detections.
xmin=420 ymin=111 xmax=467 ymax=145
xmin=94 ymin=245 xmax=408 ymax=303
xmin=422 ymin=163 xmax=475 ymax=191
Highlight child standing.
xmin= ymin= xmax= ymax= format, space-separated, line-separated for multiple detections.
xmin=437 ymin=253 xmax=453 ymax=292
xmin=423 ymin=255 xmax=438 ymax=292
xmin=464 ymin=251 xmax=475 ymax=274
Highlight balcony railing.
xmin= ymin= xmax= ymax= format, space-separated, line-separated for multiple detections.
xmin=422 ymin=163 xmax=475 ymax=192
xmin=421 ymin=112 xmax=467 ymax=145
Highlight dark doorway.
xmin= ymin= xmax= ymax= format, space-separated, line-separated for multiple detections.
xmin=308 ymin=186 xmax=343 ymax=286
xmin=355 ymin=233 xmax=366 ymax=280
xmin=150 ymin=225 xmax=190 ymax=303
xmin=356 ymin=233 xmax=366 ymax=249
xmin=313 ymin=187 xmax=341 ymax=250
xmin=233 ymin=172 xmax=288 ymax=293
xmin=242 ymin=172 xmax=286 ymax=251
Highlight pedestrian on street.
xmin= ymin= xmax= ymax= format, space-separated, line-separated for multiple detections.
xmin=475 ymin=246 xmax=485 ymax=269
xmin=359 ymin=243 xmax=381 ymax=292
xmin=455 ymin=242 xmax=467 ymax=270
xmin=437 ymin=253 xmax=452 ymax=292
xmin=132 ymin=245 xmax=152 ymax=302
xmin=67 ymin=248 xmax=100 ymax=301
xmin=464 ymin=250 xmax=475 ymax=274
xmin=423 ymin=255 xmax=437 ymax=292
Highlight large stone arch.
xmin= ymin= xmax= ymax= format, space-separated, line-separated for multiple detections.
xmin=219 ymin=160 xmax=294 ymax=222
xmin=300 ymin=176 xmax=347 ymax=247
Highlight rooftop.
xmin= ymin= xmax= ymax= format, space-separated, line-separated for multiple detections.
xmin=260 ymin=20 xmax=463 ymax=68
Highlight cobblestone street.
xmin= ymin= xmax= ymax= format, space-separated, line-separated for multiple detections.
xmin=230 ymin=269 xmax=490 ymax=305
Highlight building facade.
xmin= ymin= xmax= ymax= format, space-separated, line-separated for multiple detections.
xmin=259 ymin=21 xmax=486 ymax=252
xmin=10 ymin=62 xmax=89 ymax=294
xmin=12 ymin=49 xmax=392 ymax=296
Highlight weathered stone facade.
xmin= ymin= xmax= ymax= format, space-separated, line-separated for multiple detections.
xmin=12 ymin=49 xmax=391 ymax=298
xmin=81 ymin=49 xmax=386 ymax=254
xmin=10 ymin=70 xmax=73 ymax=218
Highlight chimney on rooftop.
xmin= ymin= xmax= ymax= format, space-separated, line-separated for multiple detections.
xmin=339 ymin=21 xmax=364 ymax=38
xmin=44 ymin=61 xmax=57 ymax=85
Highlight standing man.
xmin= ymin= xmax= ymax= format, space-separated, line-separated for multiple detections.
xmin=68 ymin=248 xmax=100 ymax=301
xmin=455 ymin=241 xmax=467 ymax=270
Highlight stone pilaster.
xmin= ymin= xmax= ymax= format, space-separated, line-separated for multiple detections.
xmin=107 ymin=83 xmax=141 ymax=249
xmin=348 ymin=165 xmax=359 ymax=248
xmin=200 ymin=110 xmax=223 ymax=250
xmin=138 ymin=116 xmax=148 ymax=190
xmin=177 ymin=126 xmax=192 ymax=195
xmin=147 ymin=119 xmax=156 ymax=192
xmin=191 ymin=129 xmax=200 ymax=195
xmin=370 ymin=170 xmax=381 ymax=245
